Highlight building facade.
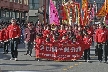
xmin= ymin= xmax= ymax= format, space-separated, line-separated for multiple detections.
xmin=28 ymin=0 xmax=49 ymax=23
xmin=0 ymin=0 xmax=29 ymax=22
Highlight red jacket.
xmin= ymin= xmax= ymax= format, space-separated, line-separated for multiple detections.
xmin=3 ymin=28 xmax=9 ymax=41
xmin=83 ymin=36 xmax=92 ymax=49
xmin=87 ymin=29 xmax=93 ymax=37
xmin=43 ymin=30 xmax=50 ymax=37
xmin=76 ymin=35 xmax=83 ymax=44
xmin=7 ymin=24 xmax=21 ymax=39
xmin=58 ymin=30 xmax=66 ymax=37
xmin=0 ymin=29 xmax=4 ymax=41
xmin=95 ymin=28 xmax=108 ymax=43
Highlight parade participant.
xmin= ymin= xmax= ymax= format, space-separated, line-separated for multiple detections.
xmin=83 ymin=31 xmax=92 ymax=62
xmin=60 ymin=34 xmax=68 ymax=45
xmin=24 ymin=23 xmax=36 ymax=57
xmin=76 ymin=31 xmax=83 ymax=44
xmin=93 ymin=25 xmax=98 ymax=56
xmin=73 ymin=25 xmax=79 ymax=36
xmin=86 ymin=26 xmax=93 ymax=37
xmin=95 ymin=23 xmax=108 ymax=63
xmin=52 ymin=35 xmax=60 ymax=60
xmin=7 ymin=18 xmax=21 ymax=61
xmin=43 ymin=25 xmax=51 ymax=38
xmin=59 ymin=25 xmax=66 ymax=38
xmin=0 ymin=25 xmax=4 ymax=48
xmin=35 ymin=33 xmax=43 ymax=61
xmin=3 ymin=25 xmax=9 ymax=54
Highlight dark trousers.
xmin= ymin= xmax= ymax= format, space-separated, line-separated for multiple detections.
xmin=84 ymin=48 xmax=90 ymax=60
xmin=10 ymin=38 xmax=18 ymax=58
xmin=97 ymin=43 xmax=104 ymax=61
xmin=3 ymin=41 xmax=9 ymax=53
xmin=95 ymin=44 xmax=98 ymax=55
xmin=25 ymin=41 xmax=33 ymax=55
xmin=103 ymin=44 xmax=108 ymax=61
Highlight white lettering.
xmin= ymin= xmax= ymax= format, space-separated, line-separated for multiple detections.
xmin=40 ymin=45 xmax=44 ymax=50
xmin=70 ymin=47 xmax=75 ymax=52
xmin=64 ymin=47 xmax=69 ymax=52
xmin=46 ymin=46 xmax=51 ymax=51
xmin=52 ymin=46 xmax=57 ymax=52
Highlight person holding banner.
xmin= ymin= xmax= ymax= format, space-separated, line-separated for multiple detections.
xmin=35 ymin=33 xmax=43 ymax=61
xmin=83 ymin=31 xmax=92 ymax=62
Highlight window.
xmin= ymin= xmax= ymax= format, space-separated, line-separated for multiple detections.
xmin=29 ymin=0 xmax=33 ymax=3
xmin=1 ymin=11 xmax=5 ymax=17
xmin=34 ymin=0 xmax=39 ymax=3
xmin=10 ymin=0 xmax=13 ymax=2
xmin=10 ymin=12 xmax=12 ymax=17
xmin=16 ymin=12 xmax=19 ymax=18
xmin=12 ymin=12 xmax=15 ymax=18
xmin=29 ymin=0 xmax=39 ymax=10
xmin=29 ymin=4 xmax=33 ymax=9
xmin=24 ymin=0 xmax=28 ymax=5
xmin=6 ymin=12 xmax=9 ymax=17
xmin=19 ymin=0 xmax=22 ymax=4
xmin=26 ymin=0 xmax=28 ymax=5
xmin=14 ymin=0 xmax=18 ymax=3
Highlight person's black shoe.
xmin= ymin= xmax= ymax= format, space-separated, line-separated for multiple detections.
xmin=6 ymin=50 xmax=8 ymax=54
xmin=99 ymin=60 xmax=102 ymax=63
xmin=3 ymin=52 xmax=6 ymax=54
xmin=24 ymin=53 xmax=28 ymax=55
xmin=103 ymin=61 xmax=107 ymax=63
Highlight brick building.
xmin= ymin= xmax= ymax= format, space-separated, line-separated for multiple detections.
xmin=0 ymin=0 xmax=29 ymax=22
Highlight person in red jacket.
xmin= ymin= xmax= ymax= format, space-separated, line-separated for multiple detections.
xmin=0 ymin=26 xmax=4 ymax=47
xmin=95 ymin=23 xmax=108 ymax=63
xmin=3 ymin=25 xmax=9 ymax=54
xmin=35 ymin=33 xmax=43 ymax=61
xmin=7 ymin=18 xmax=21 ymax=61
xmin=83 ymin=31 xmax=92 ymax=62
xmin=43 ymin=25 xmax=51 ymax=38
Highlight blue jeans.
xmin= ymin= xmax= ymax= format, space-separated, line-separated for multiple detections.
xmin=10 ymin=38 xmax=19 ymax=58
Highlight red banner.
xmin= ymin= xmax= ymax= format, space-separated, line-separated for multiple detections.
xmin=36 ymin=44 xmax=84 ymax=61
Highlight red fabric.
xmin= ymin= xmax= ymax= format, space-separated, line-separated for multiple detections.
xmin=83 ymin=36 xmax=92 ymax=50
xmin=0 ymin=29 xmax=4 ymax=41
xmin=59 ymin=30 xmax=66 ymax=37
xmin=52 ymin=40 xmax=60 ymax=47
xmin=60 ymin=38 xmax=68 ymax=45
xmin=7 ymin=24 xmax=21 ymax=39
xmin=87 ymin=29 xmax=93 ymax=37
xmin=43 ymin=30 xmax=50 ymax=37
xmin=35 ymin=37 xmax=43 ymax=58
xmin=73 ymin=29 xmax=79 ymax=36
xmin=95 ymin=28 xmax=108 ymax=43
xmin=60 ymin=5 xmax=67 ymax=20
xmin=3 ymin=28 xmax=9 ymax=41
xmin=76 ymin=35 xmax=83 ymax=44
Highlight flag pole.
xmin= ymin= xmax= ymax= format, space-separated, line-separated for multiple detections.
xmin=44 ymin=0 xmax=47 ymax=25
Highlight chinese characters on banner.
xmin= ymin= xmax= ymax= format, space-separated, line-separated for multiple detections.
xmin=37 ymin=44 xmax=83 ymax=61
xmin=49 ymin=0 xmax=59 ymax=25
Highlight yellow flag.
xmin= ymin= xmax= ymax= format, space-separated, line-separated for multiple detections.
xmin=82 ymin=0 xmax=88 ymax=10
xmin=105 ymin=0 xmax=108 ymax=13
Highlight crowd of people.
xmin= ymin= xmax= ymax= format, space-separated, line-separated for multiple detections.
xmin=0 ymin=18 xmax=108 ymax=63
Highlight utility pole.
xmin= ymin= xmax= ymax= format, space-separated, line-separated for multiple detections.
xmin=44 ymin=0 xmax=47 ymax=25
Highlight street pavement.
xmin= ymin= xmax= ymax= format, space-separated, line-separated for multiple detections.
xmin=0 ymin=44 xmax=108 ymax=72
